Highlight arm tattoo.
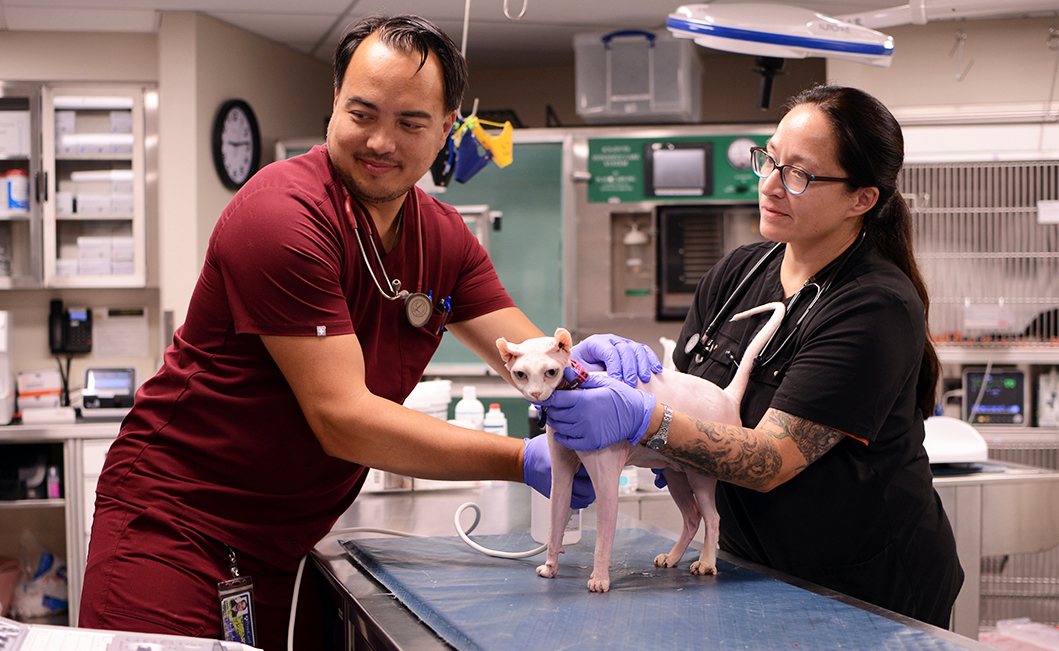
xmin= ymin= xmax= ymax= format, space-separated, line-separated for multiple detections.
xmin=766 ymin=410 xmax=846 ymax=466
xmin=667 ymin=420 xmax=784 ymax=490
xmin=666 ymin=410 xmax=845 ymax=491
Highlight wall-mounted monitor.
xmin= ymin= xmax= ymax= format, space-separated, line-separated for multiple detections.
xmin=644 ymin=141 xmax=713 ymax=197
xmin=962 ymin=367 xmax=1027 ymax=425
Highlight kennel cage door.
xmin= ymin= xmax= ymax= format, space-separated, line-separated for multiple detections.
xmin=657 ymin=205 xmax=726 ymax=321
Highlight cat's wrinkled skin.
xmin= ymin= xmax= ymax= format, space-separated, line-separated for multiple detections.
xmin=497 ymin=302 xmax=784 ymax=593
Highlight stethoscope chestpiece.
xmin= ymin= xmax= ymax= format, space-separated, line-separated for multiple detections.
xmin=684 ymin=332 xmax=715 ymax=365
xmin=405 ymin=292 xmax=432 ymax=328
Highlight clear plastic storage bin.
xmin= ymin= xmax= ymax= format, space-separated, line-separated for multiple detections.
xmin=574 ymin=29 xmax=702 ymax=124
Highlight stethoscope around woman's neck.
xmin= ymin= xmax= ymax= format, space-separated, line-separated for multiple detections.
xmin=684 ymin=231 xmax=866 ymax=370
xmin=342 ymin=185 xmax=434 ymax=328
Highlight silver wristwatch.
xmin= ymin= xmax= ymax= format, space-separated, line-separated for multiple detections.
xmin=644 ymin=404 xmax=673 ymax=451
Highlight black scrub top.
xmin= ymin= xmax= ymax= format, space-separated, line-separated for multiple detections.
xmin=673 ymin=239 xmax=964 ymax=629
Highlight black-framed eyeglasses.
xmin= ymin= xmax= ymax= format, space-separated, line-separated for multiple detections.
xmin=750 ymin=147 xmax=853 ymax=195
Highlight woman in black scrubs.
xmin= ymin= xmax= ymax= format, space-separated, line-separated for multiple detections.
xmin=542 ymin=85 xmax=963 ymax=628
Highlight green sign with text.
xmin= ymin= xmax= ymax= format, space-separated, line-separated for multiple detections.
xmin=587 ymin=135 xmax=768 ymax=204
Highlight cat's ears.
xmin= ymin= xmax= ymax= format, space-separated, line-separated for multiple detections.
xmin=495 ymin=337 xmax=515 ymax=364
xmin=554 ymin=327 xmax=573 ymax=353
xmin=495 ymin=328 xmax=573 ymax=363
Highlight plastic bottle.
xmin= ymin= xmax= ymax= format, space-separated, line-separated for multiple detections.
xmin=531 ymin=490 xmax=581 ymax=545
xmin=6 ymin=169 xmax=28 ymax=212
xmin=527 ymin=404 xmax=546 ymax=438
xmin=46 ymin=466 xmax=60 ymax=499
xmin=483 ymin=403 xmax=508 ymax=437
xmin=453 ymin=386 xmax=485 ymax=431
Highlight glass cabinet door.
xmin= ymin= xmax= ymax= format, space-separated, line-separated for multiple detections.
xmin=0 ymin=82 xmax=43 ymax=288
xmin=41 ymin=85 xmax=148 ymax=288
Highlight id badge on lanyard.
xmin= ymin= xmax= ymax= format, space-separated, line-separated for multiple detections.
xmin=218 ymin=545 xmax=257 ymax=647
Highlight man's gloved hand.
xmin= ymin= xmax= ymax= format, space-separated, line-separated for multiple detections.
xmin=537 ymin=373 xmax=656 ymax=451
xmin=571 ymin=334 xmax=662 ymax=387
xmin=522 ymin=437 xmax=595 ymax=508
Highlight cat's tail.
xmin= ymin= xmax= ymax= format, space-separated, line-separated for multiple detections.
xmin=723 ymin=302 xmax=786 ymax=405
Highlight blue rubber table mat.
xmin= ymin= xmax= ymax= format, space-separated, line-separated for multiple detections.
xmin=342 ymin=529 xmax=978 ymax=651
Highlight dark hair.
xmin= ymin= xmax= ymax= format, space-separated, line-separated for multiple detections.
xmin=333 ymin=14 xmax=468 ymax=115
xmin=781 ymin=85 xmax=939 ymax=419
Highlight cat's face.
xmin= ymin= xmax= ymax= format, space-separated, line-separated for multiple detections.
xmin=496 ymin=328 xmax=573 ymax=402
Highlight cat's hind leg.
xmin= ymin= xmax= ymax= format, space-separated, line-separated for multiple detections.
xmin=654 ymin=468 xmax=702 ymax=569
xmin=686 ymin=473 xmax=720 ymax=576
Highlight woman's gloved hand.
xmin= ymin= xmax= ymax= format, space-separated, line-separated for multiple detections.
xmin=537 ymin=373 xmax=657 ymax=451
xmin=652 ymin=468 xmax=668 ymax=489
xmin=571 ymin=334 xmax=662 ymax=387
xmin=522 ymin=437 xmax=595 ymax=508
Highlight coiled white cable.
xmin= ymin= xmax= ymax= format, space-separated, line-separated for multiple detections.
xmin=966 ymin=359 xmax=994 ymax=424
xmin=453 ymin=502 xmax=546 ymax=559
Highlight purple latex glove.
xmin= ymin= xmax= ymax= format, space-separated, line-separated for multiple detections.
xmin=571 ymin=334 xmax=662 ymax=387
xmin=537 ymin=373 xmax=656 ymax=451
xmin=652 ymin=468 xmax=668 ymax=489
xmin=522 ymin=437 xmax=595 ymax=509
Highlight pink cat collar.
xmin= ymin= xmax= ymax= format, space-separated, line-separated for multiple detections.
xmin=559 ymin=359 xmax=591 ymax=390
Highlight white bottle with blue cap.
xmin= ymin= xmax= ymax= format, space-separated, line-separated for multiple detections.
xmin=453 ymin=385 xmax=484 ymax=431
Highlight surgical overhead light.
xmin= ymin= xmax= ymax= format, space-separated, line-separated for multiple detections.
xmin=666 ymin=3 xmax=895 ymax=108
xmin=666 ymin=4 xmax=895 ymax=66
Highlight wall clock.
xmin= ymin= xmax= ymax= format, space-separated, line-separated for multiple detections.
xmin=212 ymin=99 xmax=261 ymax=189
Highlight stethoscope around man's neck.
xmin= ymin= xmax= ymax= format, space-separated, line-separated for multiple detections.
xmin=342 ymin=185 xmax=435 ymax=329
xmin=684 ymin=231 xmax=866 ymax=370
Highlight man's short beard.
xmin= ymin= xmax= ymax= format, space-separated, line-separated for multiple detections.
xmin=349 ymin=178 xmax=412 ymax=205
xmin=335 ymin=169 xmax=412 ymax=207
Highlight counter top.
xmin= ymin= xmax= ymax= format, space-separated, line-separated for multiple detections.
xmin=313 ymin=483 xmax=992 ymax=651
xmin=932 ymin=459 xmax=1059 ymax=485
xmin=0 ymin=420 xmax=120 ymax=441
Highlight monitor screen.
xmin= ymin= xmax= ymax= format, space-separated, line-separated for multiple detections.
xmin=962 ymin=368 xmax=1026 ymax=425
xmin=84 ymin=367 xmax=135 ymax=398
xmin=644 ymin=142 xmax=713 ymax=197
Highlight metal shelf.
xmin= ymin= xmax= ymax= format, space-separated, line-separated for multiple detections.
xmin=55 ymin=213 xmax=133 ymax=221
xmin=936 ymin=345 xmax=1059 ymax=365
xmin=55 ymin=153 xmax=133 ymax=162
xmin=0 ymin=498 xmax=65 ymax=510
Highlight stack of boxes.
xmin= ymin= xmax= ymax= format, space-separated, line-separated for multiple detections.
xmin=0 ymin=111 xmax=30 ymax=158
xmin=54 ymin=106 xmax=136 ymax=277
xmin=73 ymin=236 xmax=135 ymax=277
xmin=54 ymin=108 xmax=133 ymax=156
xmin=16 ymin=370 xmax=63 ymax=411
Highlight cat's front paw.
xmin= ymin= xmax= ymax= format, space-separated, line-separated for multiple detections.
xmin=536 ymin=562 xmax=559 ymax=578
xmin=690 ymin=560 xmax=717 ymax=575
xmin=654 ymin=553 xmax=681 ymax=568
xmin=587 ymin=574 xmax=610 ymax=593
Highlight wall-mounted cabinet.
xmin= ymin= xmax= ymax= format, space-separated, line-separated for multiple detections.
xmin=41 ymin=85 xmax=154 ymax=288
xmin=0 ymin=82 xmax=155 ymax=290
xmin=0 ymin=83 xmax=43 ymax=289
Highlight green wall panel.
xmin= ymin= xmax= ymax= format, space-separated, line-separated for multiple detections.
xmin=427 ymin=142 xmax=565 ymax=365
xmin=587 ymin=134 xmax=768 ymax=204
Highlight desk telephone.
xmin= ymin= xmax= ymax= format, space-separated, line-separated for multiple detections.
xmin=48 ymin=299 xmax=92 ymax=354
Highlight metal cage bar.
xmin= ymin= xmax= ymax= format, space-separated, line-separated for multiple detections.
xmin=902 ymin=161 xmax=1059 ymax=344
